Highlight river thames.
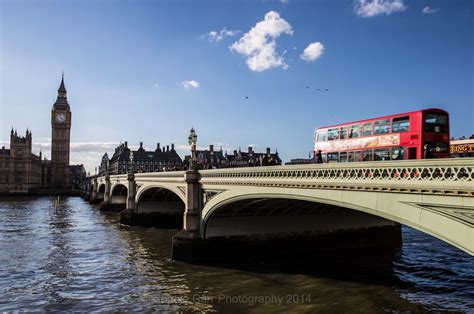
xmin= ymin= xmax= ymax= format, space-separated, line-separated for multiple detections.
xmin=0 ymin=196 xmax=472 ymax=312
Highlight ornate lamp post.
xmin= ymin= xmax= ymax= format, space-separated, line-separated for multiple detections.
xmin=188 ymin=127 xmax=198 ymax=170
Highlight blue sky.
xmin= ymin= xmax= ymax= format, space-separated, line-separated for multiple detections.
xmin=1 ymin=0 xmax=472 ymax=173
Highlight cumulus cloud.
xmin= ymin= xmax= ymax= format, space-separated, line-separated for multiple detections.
xmin=300 ymin=42 xmax=324 ymax=62
xmin=354 ymin=0 xmax=407 ymax=17
xmin=422 ymin=6 xmax=439 ymax=14
xmin=181 ymin=80 xmax=200 ymax=90
xmin=206 ymin=28 xmax=240 ymax=42
xmin=229 ymin=11 xmax=293 ymax=72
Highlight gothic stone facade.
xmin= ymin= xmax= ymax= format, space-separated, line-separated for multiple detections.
xmin=0 ymin=76 xmax=85 ymax=193
xmin=0 ymin=130 xmax=43 ymax=193
xmin=108 ymin=142 xmax=183 ymax=175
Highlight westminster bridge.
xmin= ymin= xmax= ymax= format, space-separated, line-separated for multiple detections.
xmin=84 ymin=158 xmax=474 ymax=261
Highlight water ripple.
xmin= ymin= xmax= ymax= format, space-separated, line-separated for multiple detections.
xmin=0 ymin=197 xmax=472 ymax=312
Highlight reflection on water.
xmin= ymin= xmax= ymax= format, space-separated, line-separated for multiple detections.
xmin=0 ymin=197 xmax=472 ymax=312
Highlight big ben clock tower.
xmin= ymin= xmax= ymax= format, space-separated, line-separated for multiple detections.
xmin=51 ymin=74 xmax=71 ymax=188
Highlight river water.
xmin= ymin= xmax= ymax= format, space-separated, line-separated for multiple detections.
xmin=0 ymin=196 xmax=472 ymax=312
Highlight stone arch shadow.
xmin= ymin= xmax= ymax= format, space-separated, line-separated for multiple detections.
xmin=200 ymin=188 xmax=472 ymax=256
xmin=133 ymin=185 xmax=186 ymax=228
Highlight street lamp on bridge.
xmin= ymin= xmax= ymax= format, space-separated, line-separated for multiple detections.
xmin=188 ymin=127 xmax=197 ymax=170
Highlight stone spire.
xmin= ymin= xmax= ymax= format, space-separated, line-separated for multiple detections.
xmin=58 ymin=72 xmax=67 ymax=94
xmin=54 ymin=73 xmax=69 ymax=108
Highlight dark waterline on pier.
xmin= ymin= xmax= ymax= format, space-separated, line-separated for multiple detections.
xmin=0 ymin=197 xmax=472 ymax=312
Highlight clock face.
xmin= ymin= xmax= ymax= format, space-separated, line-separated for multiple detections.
xmin=56 ymin=113 xmax=66 ymax=123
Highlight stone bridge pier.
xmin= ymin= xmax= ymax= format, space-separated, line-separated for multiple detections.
xmin=89 ymin=177 xmax=101 ymax=204
xmin=171 ymin=173 xmax=402 ymax=262
xmin=82 ymin=179 xmax=93 ymax=202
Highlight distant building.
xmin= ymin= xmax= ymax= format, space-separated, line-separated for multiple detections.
xmin=0 ymin=75 xmax=86 ymax=194
xmin=107 ymin=142 xmax=182 ymax=175
xmin=184 ymin=145 xmax=281 ymax=169
xmin=227 ymin=146 xmax=281 ymax=167
xmin=69 ymin=165 xmax=87 ymax=190
xmin=98 ymin=153 xmax=109 ymax=176
xmin=0 ymin=129 xmax=43 ymax=193
xmin=450 ymin=135 xmax=474 ymax=158
xmin=184 ymin=145 xmax=227 ymax=169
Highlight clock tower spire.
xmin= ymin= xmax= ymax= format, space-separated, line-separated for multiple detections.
xmin=51 ymin=74 xmax=72 ymax=189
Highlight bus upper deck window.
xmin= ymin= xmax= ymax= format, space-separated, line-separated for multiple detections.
xmin=328 ymin=128 xmax=339 ymax=141
xmin=317 ymin=130 xmax=328 ymax=142
xmin=340 ymin=127 xmax=348 ymax=139
xmin=392 ymin=116 xmax=410 ymax=133
xmin=425 ymin=113 xmax=448 ymax=133
xmin=349 ymin=125 xmax=361 ymax=138
xmin=363 ymin=122 xmax=373 ymax=137
xmin=374 ymin=119 xmax=390 ymax=135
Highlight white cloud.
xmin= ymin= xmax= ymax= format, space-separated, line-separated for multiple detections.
xmin=207 ymin=28 xmax=240 ymax=42
xmin=280 ymin=0 xmax=289 ymax=4
xmin=300 ymin=42 xmax=325 ymax=62
xmin=229 ymin=11 xmax=293 ymax=72
xmin=181 ymin=80 xmax=200 ymax=90
xmin=354 ymin=0 xmax=407 ymax=17
xmin=422 ymin=6 xmax=439 ymax=14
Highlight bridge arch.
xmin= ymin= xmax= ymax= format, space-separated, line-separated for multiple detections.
xmin=134 ymin=184 xmax=186 ymax=228
xmin=201 ymin=187 xmax=473 ymax=255
xmin=111 ymin=183 xmax=127 ymax=195
xmin=110 ymin=183 xmax=128 ymax=207
xmin=135 ymin=184 xmax=185 ymax=204
xmin=97 ymin=184 xmax=105 ymax=193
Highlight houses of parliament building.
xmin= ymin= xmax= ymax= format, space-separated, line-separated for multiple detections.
xmin=0 ymin=75 xmax=86 ymax=194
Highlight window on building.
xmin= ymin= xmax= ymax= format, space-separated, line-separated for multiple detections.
xmin=392 ymin=116 xmax=410 ymax=133
xmin=363 ymin=122 xmax=373 ymax=137
xmin=374 ymin=119 xmax=390 ymax=135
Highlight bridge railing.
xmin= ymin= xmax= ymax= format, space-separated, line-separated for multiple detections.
xmin=199 ymin=158 xmax=474 ymax=195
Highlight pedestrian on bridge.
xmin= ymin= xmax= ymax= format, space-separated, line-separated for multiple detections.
xmin=316 ymin=150 xmax=323 ymax=163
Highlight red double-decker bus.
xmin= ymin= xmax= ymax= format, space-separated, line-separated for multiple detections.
xmin=313 ymin=108 xmax=450 ymax=162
